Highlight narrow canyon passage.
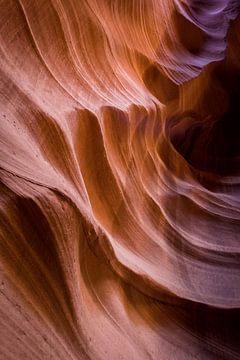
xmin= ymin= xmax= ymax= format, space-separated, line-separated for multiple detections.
xmin=0 ymin=1 xmax=240 ymax=359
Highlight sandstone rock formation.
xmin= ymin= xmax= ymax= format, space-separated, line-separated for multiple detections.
xmin=1 ymin=1 xmax=240 ymax=359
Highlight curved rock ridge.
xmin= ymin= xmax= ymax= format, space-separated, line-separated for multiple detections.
xmin=1 ymin=1 xmax=240 ymax=359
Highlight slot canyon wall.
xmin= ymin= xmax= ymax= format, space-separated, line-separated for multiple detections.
xmin=1 ymin=0 xmax=240 ymax=359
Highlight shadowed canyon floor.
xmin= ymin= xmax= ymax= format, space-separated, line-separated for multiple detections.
xmin=1 ymin=1 xmax=240 ymax=359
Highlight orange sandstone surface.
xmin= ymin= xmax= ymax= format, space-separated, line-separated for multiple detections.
xmin=1 ymin=1 xmax=240 ymax=359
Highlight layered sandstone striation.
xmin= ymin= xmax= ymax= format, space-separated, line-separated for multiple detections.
xmin=1 ymin=1 xmax=240 ymax=359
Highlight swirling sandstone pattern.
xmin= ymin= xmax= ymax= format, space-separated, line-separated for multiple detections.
xmin=1 ymin=1 xmax=240 ymax=359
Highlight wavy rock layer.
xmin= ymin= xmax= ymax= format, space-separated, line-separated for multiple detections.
xmin=1 ymin=1 xmax=240 ymax=359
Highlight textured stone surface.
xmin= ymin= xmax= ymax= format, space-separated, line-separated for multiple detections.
xmin=1 ymin=1 xmax=240 ymax=359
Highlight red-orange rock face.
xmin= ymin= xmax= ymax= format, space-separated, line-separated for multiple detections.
xmin=1 ymin=1 xmax=240 ymax=359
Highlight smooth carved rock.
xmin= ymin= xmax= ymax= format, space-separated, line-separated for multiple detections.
xmin=0 ymin=1 xmax=240 ymax=359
